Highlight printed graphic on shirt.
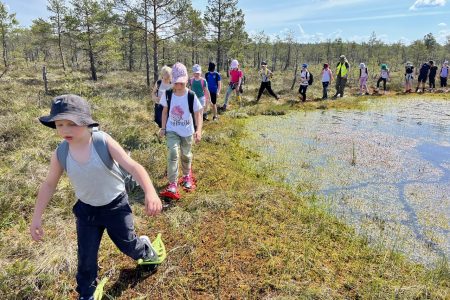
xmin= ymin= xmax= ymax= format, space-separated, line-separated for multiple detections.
xmin=170 ymin=105 xmax=191 ymax=127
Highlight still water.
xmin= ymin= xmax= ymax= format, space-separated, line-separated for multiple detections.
xmin=242 ymin=99 xmax=450 ymax=265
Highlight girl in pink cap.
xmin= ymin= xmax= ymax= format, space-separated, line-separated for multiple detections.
xmin=159 ymin=62 xmax=203 ymax=200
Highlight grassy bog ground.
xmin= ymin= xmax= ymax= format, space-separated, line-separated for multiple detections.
xmin=0 ymin=67 xmax=449 ymax=299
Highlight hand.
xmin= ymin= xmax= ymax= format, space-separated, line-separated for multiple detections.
xmin=30 ymin=218 xmax=44 ymax=241
xmin=159 ymin=128 xmax=166 ymax=138
xmin=194 ymin=131 xmax=202 ymax=143
xmin=144 ymin=194 xmax=162 ymax=216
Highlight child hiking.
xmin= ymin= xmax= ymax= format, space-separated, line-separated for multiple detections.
xmin=159 ymin=62 xmax=203 ymax=200
xmin=376 ymin=64 xmax=390 ymax=94
xmin=221 ymin=59 xmax=243 ymax=112
xmin=205 ymin=61 xmax=222 ymax=121
xmin=256 ymin=61 xmax=280 ymax=101
xmin=405 ymin=62 xmax=414 ymax=93
xmin=321 ymin=63 xmax=333 ymax=99
xmin=416 ymin=61 xmax=431 ymax=93
xmin=189 ymin=64 xmax=211 ymax=121
xmin=298 ymin=63 xmax=310 ymax=102
xmin=359 ymin=63 xmax=370 ymax=95
xmin=429 ymin=60 xmax=438 ymax=91
xmin=440 ymin=60 xmax=449 ymax=88
xmin=152 ymin=65 xmax=172 ymax=128
xmin=31 ymin=95 xmax=163 ymax=300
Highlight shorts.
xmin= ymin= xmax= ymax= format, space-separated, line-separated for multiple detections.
xmin=418 ymin=74 xmax=427 ymax=83
xmin=198 ymin=96 xmax=206 ymax=108
xmin=405 ymin=73 xmax=414 ymax=82
xmin=210 ymin=92 xmax=217 ymax=105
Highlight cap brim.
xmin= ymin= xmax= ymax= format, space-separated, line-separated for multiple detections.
xmin=39 ymin=113 xmax=99 ymax=129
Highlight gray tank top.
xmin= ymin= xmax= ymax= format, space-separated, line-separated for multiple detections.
xmin=67 ymin=143 xmax=125 ymax=206
xmin=157 ymin=81 xmax=173 ymax=103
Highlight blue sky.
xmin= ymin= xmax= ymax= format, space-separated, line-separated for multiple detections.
xmin=4 ymin=0 xmax=450 ymax=44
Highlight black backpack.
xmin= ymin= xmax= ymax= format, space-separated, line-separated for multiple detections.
xmin=165 ymin=88 xmax=197 ymax=131
xmin=307 ymin=72 xmax=314 ymax=85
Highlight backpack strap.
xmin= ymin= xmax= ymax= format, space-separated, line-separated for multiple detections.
xmin=166 ymin=88 xmax=173 ymax=114
xmin=188 ymin=90 xmax=197 ymax=131
xmin=92 ymin=130 xmax=125 ymax=178
xmin=155 ymin=79 xmax=162 ymax=96
xmin=56 ymin=141 xmax=69 ymax=171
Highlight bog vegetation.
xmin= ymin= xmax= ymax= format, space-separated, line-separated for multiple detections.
xmin=0 ymin=0 xmax=449 ymax=299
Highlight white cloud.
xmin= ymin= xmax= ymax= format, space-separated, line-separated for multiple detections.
xmin=410 ymin=0 xmax=447 ymax=10
xmin=438 ymin=22 xmax=447 ymax=26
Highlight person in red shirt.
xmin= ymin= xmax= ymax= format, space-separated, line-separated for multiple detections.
xmin=220 ymin=59 xmax=243 ymax=111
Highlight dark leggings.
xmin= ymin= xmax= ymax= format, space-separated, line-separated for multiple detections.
xmin=257 ymin=81 xmax=277 ymax=100
xmin=429 ymin=76 xmax=436 ymax=89
xmin=440 ymin=76 xmax=448 ymax=88
xmin=298 ymin=85 xmax=308 ymax=102
xmin=377 ymin=77 xmax=387 ymax=91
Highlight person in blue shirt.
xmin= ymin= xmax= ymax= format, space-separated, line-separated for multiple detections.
xmin=204 ymin=62 xmax=222 ymax=121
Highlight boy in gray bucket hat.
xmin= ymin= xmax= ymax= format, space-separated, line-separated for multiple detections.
xmin=32 ymin=94 xmax=165 ymax=300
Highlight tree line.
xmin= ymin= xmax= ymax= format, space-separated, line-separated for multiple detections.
xmin=1 ymin=0 xmax=450 ymax=84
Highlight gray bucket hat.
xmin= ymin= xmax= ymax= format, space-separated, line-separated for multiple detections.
xmin=39 ymin=94 xmax=99 ymax=129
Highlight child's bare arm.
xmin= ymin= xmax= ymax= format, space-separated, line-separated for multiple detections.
xmin=107 ymin=136 xmax=162 ymax=216
xmin=194 ymin=110 xmax=203 ymax=143
xmin=160 ymin=105 xmax=168 ymax=138
xmin=30 ymin=151 xmax=63 ymax=241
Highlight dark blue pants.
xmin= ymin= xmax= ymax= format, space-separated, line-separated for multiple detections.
xmin=73 ymin=192 xmax=148 ymax=298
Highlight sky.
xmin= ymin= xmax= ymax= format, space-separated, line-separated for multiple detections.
xmin=4 ymin=0 xmax=450 ymax=45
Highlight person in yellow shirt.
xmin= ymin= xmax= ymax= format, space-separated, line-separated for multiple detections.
xmin=332 ymin=55 xmax=350 ymax=99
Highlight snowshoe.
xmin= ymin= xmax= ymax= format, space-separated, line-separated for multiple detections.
xmin=93 ymin=277 xmax=108 ymax=300
xmin=137 ymin=233 xmax=167 ymax=266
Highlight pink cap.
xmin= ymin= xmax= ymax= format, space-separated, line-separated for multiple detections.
xmin=172 ymin=62 xmax=188 ymax=83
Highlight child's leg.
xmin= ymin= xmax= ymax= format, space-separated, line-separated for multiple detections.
xmin=376 ymin=77 xmax=382 ymax=88
xmin=383 ymin=78 xmax=387 ymax=91
xmin=166 ymin=131 xmax=181 ymax=184
xmin=266 ymin=81 xmax=278 ymax=99
xmin=73 ymin=201 xmax=105 ymax=299
xmin=104 ymin=194 xmax=153 ymax=260
xmin=257 ymin=82 xmax=266 ymax=101
xmin=210 ymin=92 xmax=218 ymax=117
xmin=323 ymin=81 xmax=328 ymax=98
xmin=223 ymin=85 xmax=233 ymax=107
xmin=179 ymin=135 xmax=194 ymax=176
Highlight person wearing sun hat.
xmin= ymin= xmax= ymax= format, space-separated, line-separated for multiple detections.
xmin=376 ymin=63 xmax=390 ymax=94
xmin=159 ymin=62 xmax=203 ymax=199
xmin=33 ymin=94 xmax=163 ymax=300
xmin=358 ymin=63 xmax=369 ymax=95
xmin=333 ymin=54 xmax=350 ymax=99
xmin=221 ymin=59 xmax=243 ymax=111
xmin=189 ymin=64 xmax=210 ymax=121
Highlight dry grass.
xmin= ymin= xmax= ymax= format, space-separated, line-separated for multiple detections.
xmin=0 ymin=66 xmax=448 ymax=299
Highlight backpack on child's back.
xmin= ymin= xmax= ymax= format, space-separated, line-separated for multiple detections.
xmin=56 ymin=129 xmax=138 ymax=193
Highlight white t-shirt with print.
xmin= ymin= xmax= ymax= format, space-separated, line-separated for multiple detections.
xmin=160 ymin=89 xmax=203 ymax=137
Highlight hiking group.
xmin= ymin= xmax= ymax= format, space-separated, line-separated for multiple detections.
xmin=29 ymin=55 xmax=450 ymax=300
